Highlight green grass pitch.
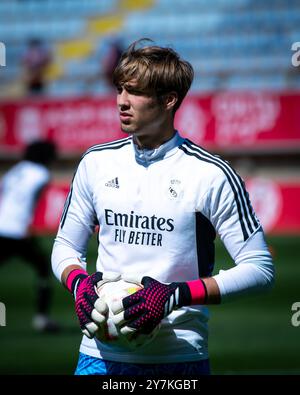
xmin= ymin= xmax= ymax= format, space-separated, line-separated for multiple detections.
xmin=0 ymin=234 xmax=299 ymax=375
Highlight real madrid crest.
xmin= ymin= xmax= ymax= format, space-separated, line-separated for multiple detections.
xmin=167 ymin=179 xmax=183 ymax=200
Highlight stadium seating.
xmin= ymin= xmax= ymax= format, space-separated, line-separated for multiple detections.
xmin=0 ymin=0 xmax=299 ymax=97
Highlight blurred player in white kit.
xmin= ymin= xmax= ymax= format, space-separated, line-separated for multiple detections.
xmin=0 ymin=140 xmax=60 ymax=332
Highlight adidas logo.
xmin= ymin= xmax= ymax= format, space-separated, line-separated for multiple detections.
xmin=105 ymin=177 xmax=120 ymax=189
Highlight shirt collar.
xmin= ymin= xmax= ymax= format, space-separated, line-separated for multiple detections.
xmin=132 ymin=131 xmax=184 ymax=167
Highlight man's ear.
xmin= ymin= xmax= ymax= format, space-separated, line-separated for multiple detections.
xmin=164 ymin=92 xmax=178 ymax=112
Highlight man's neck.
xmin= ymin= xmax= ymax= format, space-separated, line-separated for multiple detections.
xmin=133 ymin=127 xmax=176 ymax=150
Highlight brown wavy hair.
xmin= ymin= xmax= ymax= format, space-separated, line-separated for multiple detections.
xmin=112 ymin=38 xmax=194 ymax=113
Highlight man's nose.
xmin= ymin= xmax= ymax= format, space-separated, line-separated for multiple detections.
xmin=118 ymin=90 xmax=130 ymax=109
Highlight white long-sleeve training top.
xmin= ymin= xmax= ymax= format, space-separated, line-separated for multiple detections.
xmin=52 ymin=132 xmax=274 ymax=363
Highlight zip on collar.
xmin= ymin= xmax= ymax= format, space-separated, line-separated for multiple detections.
xmin=132 ymin=131 xmax=185 ymax=167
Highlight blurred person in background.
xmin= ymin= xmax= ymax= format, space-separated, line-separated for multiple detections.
xmin=52 ymin=39 xmax=274 ymax=375
xmin=0 ymin=140 xmax=60 ymax=332
xmin=102 ymin=38 xmax=124 ymax=90
xmin=86 ymin=37 xmax=124 ymax=93
xmin=22 ymin=38 xmax=52 ymax=96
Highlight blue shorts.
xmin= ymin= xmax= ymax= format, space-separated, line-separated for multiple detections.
xmin=75 ymin=352 xmax=210 ymax=375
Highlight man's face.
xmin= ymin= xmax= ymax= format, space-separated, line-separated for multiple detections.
xmin=116 ymin=82 xmax=165 ymax=136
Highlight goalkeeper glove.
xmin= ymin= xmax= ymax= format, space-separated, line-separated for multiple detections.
xmin=112 ymin=276 xmax=207 ymax=335
xmin=66 ymin=269 xmax=108 ymax=338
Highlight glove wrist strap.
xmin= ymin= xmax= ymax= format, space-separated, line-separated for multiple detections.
xmin=186 ymin=279 xmax=208 ymax=305
xmin=66 ymin=269 xmax=88 ymax=296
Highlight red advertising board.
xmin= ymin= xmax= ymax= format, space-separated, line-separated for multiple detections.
xmin=0 ymin=97 xmax=124 ymax=153
xmin=246 ymin=178 xmax=300 ymax=234
xmin=0 ymin=92 xmax=299 ymax=153
xmin=176 ymin=92 xmax=300 ymax=150
xmin=31 ymin=178 xmax=300 ymax=235
xmin=31 ymin=183 xmax=70 ymax=234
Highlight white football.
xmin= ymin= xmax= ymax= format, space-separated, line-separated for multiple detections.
xmin=95 ymin=276 xmax=160 ymax=349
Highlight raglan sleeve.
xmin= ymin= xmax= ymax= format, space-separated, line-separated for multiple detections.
xmin=51 ymin=155 xmax=98 ymax=282
xmin=202 ymin=168 xmax=275 ymax=302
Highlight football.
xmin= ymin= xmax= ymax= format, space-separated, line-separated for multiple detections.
xmin=95 ymin=276 xmax=160 ymax=349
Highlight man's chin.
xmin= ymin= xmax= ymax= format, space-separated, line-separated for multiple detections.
xmin=121 ymin=125 xmax=135 ymax=135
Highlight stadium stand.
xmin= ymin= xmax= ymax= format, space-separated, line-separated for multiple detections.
xmin=0 ymin=0 xmax=300 ymax=97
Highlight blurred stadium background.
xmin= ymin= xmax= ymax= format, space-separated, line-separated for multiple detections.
xmin=0 ymin=0 xmax=300 ymax=375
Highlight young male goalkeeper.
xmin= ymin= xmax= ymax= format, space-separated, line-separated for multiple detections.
xmin=51 ymin=39 xmax=274 ymax=375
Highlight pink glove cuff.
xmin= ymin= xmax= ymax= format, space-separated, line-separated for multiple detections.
xmin=186 ymin=279 xmax=207 ymax=305
xmin=66 ymin=269 xmax=88 ymax=293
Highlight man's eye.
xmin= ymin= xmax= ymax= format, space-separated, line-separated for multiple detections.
xmin=127 ymin=88 xmax=143 ymax=95
xmin=116 ymin=87 xmax=123 ymax=94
